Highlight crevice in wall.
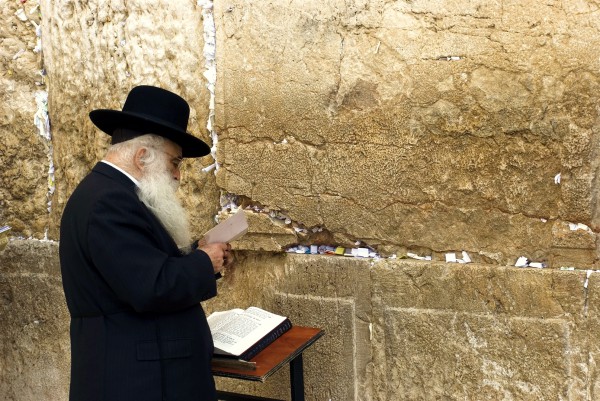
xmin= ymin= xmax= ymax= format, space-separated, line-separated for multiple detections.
xmin=219 ymin=191 xmax=595 ymax=269
xmin=34 ymin=91 xmax=55 ymax=241
xmin=582 ymin=269 xmax=600 ymax=318
xmin=19 ymin=1 xmax=55 ymax=242
xmin=36 ymin=25 xmax=54 ymax=241
xmin=198 ymin=0 xmax=219 ymax=175
xmin=219 ymin=193 xmax=385 ymax=259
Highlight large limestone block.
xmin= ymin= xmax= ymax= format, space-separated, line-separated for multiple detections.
xmin=1 ymin=1 xmax=50 ymax=238
xmin=40 ymin=0 xmax=219 ymax=237
xmin=0 ymin=240 xmax=70 ymax=401
xmin=371 ymin=260 xmax=594 ymax=400
xmin=214 ymin=0 xmax=600 ymax=265
xmin=382 ymin=308 xmax=570 ymax=399
xmin=277 ymin=294 xmax=357 ymax=401
xmin=279 ymin=255 xmax=374 ymax=399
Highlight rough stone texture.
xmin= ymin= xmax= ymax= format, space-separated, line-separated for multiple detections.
xmin=208 ymin=254 xmax=600 ymax=401
xmin=0 ymin=240 xmax=70 ymax=401
xmin=40 ymin=0 xmax=220 ymax=239
xmin=1 ymin=1 xmax=50 ymax=238
xmin=214 ymin=0 xmax=600 ymax=266
xmin=371 ymin=260 xmax=592 ymax=400
xmin=587 ymin=271 xmax=600 ymax=400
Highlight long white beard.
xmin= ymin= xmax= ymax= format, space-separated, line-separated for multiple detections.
xmin=136 ymin=166 xmax=192 ymax=253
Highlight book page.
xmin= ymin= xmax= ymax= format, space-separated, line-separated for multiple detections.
xmin=207 ymin=307 xmax=287 ymax=357
xmin=203 ymin=209 xmax=248 ymax=244
xmin=207 ymin=309 xmax=245 ymax=332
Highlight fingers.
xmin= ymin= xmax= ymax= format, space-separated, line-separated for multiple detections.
xmin=223 ymin=244 xmax=234 ymax=268
xmin=222 ymin=243 xmax=233 ymax=267
xmin=198 ymin=242 xmax=233 ymax=274
xmin=215 ymin=244 xmax=227 ymax=272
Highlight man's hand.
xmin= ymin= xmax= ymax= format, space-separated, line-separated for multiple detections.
xmin=198 ymin=241 xmax=233 ymax=274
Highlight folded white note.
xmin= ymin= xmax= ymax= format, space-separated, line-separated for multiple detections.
xmin=204 ymin=210 xmax=248 ymax=244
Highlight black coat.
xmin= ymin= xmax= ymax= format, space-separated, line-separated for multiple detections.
xmin=59 ymin=162 xmax=218 ymax=401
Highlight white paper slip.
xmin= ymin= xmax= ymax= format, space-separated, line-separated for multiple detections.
xmin=204 ymin=210 xmax=249 ymax=244
xmin=445 ymin=253 xmax=457 ymax=263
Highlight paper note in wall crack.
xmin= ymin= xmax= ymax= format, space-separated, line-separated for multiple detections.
xmin=204 ymin=210 xmax=248 ymax=243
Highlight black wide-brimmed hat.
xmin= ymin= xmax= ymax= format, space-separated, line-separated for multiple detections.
xmin=89 ymin=85 xmax=210 ymax=158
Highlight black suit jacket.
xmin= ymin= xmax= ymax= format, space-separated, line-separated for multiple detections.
xmin=59 ymin=162 xmax=218 ymax=401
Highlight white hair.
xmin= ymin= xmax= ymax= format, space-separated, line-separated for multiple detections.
xmin=106 ymin=134 xmax=166 ymax=168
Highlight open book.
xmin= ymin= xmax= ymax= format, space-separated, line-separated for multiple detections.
xmin=208 ymin=307 xmax=292 ymax=361
xmin=204 ymin=209 xmax=248 ymax=244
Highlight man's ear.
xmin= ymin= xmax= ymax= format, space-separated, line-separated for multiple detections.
xmin=133 ymin=147 xmax=147 ymax=173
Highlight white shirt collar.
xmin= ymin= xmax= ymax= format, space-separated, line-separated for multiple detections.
xmin=100 ymin=160 xmax=140 ymax=187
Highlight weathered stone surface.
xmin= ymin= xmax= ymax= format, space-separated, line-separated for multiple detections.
xmin=371 ymin=260 xmax=595 ymax=400
xmin=373 ymin=260 xmax=586 ymax=317
xmin=1 ymin=1 xmax=50 ymax=238
xmin=277 ymin=255 xmax=374 ymax=400
xmin=585 ymin=273 xmax=600 ymax=400
xmin=382 ymin=309 xmax=570 ymax=399
xmin=210 ymin=255 xmax=600 ymax=400
xmin=214 ymin=0 xmax=600 ymax=266
xmin=40 ymin=0 xmax=219 ymax=238
xmin=0 ymin=240 xmax=70 ymax=401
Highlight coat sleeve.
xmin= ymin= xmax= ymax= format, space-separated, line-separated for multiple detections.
xmin=86 ymin=188 xmax=217 ymax=313
xmin=190 ymin=241 xmax=223 ymax=280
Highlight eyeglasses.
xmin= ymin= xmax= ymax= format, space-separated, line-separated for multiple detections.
xmin=161 ymin=150 xmax=184 ymax=170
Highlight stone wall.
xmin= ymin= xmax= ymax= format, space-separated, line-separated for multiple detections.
xmin=4 ymin=241 xmax=600 ymax=400
xmin=39 ymin=0 xmax=221 ymax=239
xmin=2 ymin=0 xmax=600 ymax=400
xmin=0 ymin=240 xmax=69 ymax=401
xmin=214 ymin=0 xmax=600 ymax=267
xmin=1 ymin=0 xmax=50 ymax=238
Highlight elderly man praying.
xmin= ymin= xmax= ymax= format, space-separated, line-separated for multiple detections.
xmin=59 ymin=85 xmax=230 ymax=401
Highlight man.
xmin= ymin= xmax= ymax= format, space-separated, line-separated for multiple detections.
xmin=59 ymin=85 xmax=229 ymax=401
